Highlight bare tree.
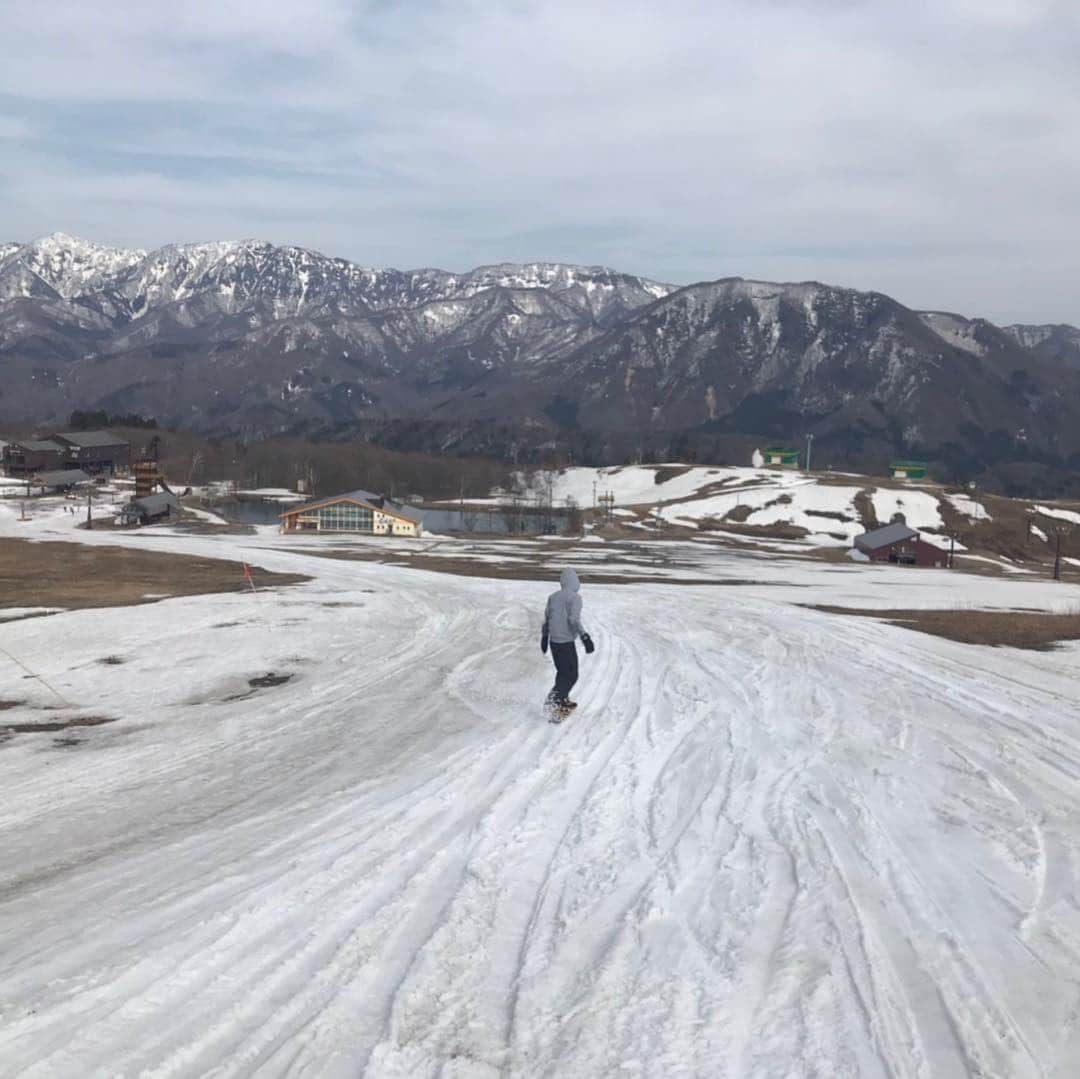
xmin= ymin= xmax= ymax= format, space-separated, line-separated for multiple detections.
xmin=565 ymin=496 xmax=583 ymax=535
xmin=186 ymin=449 xmax=205 ymax=487
xmin=500 ymin=493 xmax=527 ymax=534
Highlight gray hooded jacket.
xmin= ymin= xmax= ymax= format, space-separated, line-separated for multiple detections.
xmin=544 ymin=568 xmax=587 ymax=644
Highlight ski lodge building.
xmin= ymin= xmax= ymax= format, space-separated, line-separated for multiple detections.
xmin=2 ymin=439 xmax=66 ymax=476
xmin=50 ymin=431 xmax=130 ymax=475
xmin=853 ymin=522 xmax=948 ymax=567
xmin=2 ymin=430 xmax=130 ymax=476
xmin=279 ymin=490 xmax=424 ymax=537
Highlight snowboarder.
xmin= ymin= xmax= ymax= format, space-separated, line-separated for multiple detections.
xmin=540 ymin=567 xmax=594 ymax=718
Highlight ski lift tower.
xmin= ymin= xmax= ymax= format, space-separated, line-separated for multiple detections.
xmin=598 ymin=491 xmax=616 ymax=527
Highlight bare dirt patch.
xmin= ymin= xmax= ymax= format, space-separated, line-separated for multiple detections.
xmin=222 ymin=671 xmax=295 ymax=702
xmin=276 ymin=545 xmax=784 ymax=586
xmin=810 ymin=604 xmax=1080 ymax=650
xmin=0 ymin=539 xmax=308 ymax=612
xmin=248 ymin=673 xmax=292 ymax=689
xmin=3 ymin=715 xmax=117 ymax=734
xmin=697 ymin=519 xmax=809 ymax=542
xmin=652 ymin=465 xmax=691 ymax=485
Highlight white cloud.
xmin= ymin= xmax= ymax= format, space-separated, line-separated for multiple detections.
xmin=0 ymin=0 xmax=1077 ymax=323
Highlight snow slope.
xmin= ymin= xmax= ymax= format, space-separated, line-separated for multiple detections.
xmin=1035 ymin=504 xmax=1080 ymax=526
xmin=1 ymin=523 xmax=1079 ymax=1076
xmin=870 ymin=488 xmax=945 ymax=532
xmin=502 ymin=466 xmax=978 ymax=550
xmin=946 ymin=493 xmax=991 ymax=520
xmin=498 ymin=465 xmax=809 ymax=509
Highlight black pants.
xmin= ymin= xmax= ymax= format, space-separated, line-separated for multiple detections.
xmin=548 ymin=640 xmax=578 ymax=704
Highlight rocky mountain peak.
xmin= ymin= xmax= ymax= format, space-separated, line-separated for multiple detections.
xmin=3 ymin=233 xmax=1080 ymax=487
xmin=1004 ymin=321 xmax=1080 ymax=371
xmin=0 ymin=233 xmax=146 ymax=305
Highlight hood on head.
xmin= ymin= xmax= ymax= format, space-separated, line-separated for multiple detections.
xmin=560 ymin=568 xmax=580 ymax=592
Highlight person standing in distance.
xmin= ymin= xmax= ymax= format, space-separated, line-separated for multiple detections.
xmin=541 ymin=567 xmax=595 ymax=715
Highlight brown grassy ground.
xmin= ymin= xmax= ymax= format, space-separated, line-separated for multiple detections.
xmin=272 ymin=544 xmax=784 ymax=587
xmin=0 ymin=538 xmax=308 ymax=612
xmin=809 ymin=604 xmax=1080 ymax=650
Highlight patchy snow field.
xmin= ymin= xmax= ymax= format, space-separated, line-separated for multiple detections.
xmin=870 ymin=488 xmax=945 ymax=533
xmin=947 ymin=493 xmax=992 ymax=521
xmin=1035 ymin=505 xmax=1080 ymax=526
xmin=1 ymin=507 xmax=1080 ymax=1077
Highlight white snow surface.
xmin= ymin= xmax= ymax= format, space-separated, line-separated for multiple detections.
xmin=658 ymin=479 xmax=866 ymax=546
xmin=507 ymin=465 xmax=803 ymax=509
xmin=871 ymin=488 xmax=946 ymax=532
xmin=1035 ymin=504 xmax=1080 ymax=526
xmin=946 ymin=493 xmax=992 ymax=520
xmin=1 ymin=515 xmax=1080 ymax=1076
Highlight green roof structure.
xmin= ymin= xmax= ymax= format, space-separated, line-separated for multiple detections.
xmin=764 ymin=447 xmax=800 ymax=465
xmin=890 ymin=460 xmax=928 ymax=479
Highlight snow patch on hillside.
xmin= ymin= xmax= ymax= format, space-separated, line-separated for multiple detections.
xmin=1035 ymin=504 xmax=1080 ymax=525
xmin=522 ymin=465 xmax=777 ymax=508
xmin=946 ymin=493 xmax=992 ymax=520
xmin=871 ymin=488 xmax=945 ymax=532
xmin=920 ymin=311 xmax=987 ymax=356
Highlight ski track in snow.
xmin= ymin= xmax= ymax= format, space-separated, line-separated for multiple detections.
xmin=0 ymin=531 xmax=1079 ymax=1077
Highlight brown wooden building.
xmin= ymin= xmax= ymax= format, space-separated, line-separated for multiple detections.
xmin=854 ymin=522 xmax=947 ymax=567
xmin=50 ymin=431 xmax=130 ymax=474
xmin=2 ymin=439 xmax=65 ymax=475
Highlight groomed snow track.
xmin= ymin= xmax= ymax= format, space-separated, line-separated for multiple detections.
xmin=1 ymin=541 xmax=1079 ymax=1078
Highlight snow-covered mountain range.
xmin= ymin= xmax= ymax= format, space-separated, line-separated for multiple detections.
xmin=2 ymin=233 xmax=1079 ymax=481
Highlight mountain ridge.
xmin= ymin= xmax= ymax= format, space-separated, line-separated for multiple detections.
xmin=3 ymin=233 xmax=1080 ymax=492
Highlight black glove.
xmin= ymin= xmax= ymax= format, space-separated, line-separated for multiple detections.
xmin=541 ymin=630 xmax=549 ymax=654
xmin=581 ymin=633 xmax=595 ymax=654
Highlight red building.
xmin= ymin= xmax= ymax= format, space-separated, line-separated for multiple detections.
xmin=854 ymin=522 xmax=948 ymax=567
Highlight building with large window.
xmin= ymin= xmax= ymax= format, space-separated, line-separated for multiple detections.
xmin=279 ymin=490 xmax=424 ymax=537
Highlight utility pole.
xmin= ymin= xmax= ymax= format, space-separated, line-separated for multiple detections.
xmin=805 ymin=433 xmax=814 ymax=472
xmin=85 ymin=488 xmax=93 ymax=530
xmin=1052 ymin=523 xmax=1072 ymax=580
xmin=946 ymin=528 xmax=964 ymax=569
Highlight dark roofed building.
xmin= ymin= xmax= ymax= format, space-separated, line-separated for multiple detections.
xmin=854 ymin=522 xmax=947 ymax=567
xmin=51 ymin=430 xmax=130 ymax=474
xmin=119 ymin=492 xmax=180 ymax=526
xmin=2 ymin=439 xmax=65 ymax=475
xmin=280 ymin=490 xmax=424 ymax=537
xmin=32 ymin=468 xmax=91 ymax=492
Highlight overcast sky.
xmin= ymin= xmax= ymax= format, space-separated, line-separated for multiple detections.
xmin=1 ymin=0 xmax=1077 ymax=324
